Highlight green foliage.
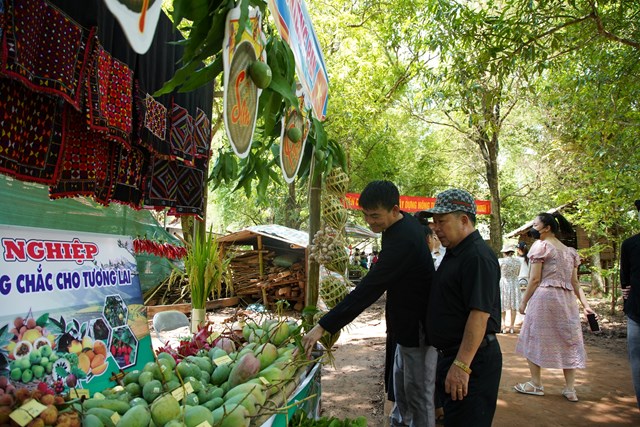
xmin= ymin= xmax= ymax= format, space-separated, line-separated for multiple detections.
xmin=164 ymin=0 xmax=640 ymax=259
xmin=288 ymin=408 xmax=367 ymax=426
xmin=159 ymin=2 xmax=347 ymax=218
xmin=530 ymin=34 xmax=640 ymax=240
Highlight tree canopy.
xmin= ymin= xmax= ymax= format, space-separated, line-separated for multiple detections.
xmin=169 ymin=0 xmax=640 ymax=276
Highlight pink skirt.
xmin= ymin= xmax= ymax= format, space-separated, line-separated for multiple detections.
xmin=515 ymin=286 xmax=586 ymax=369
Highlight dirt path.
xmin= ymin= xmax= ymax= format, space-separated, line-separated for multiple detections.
xmin=318 ymin=301 xmax=388 ymax=425
xmin=319 ymin=300 xmax=640 ymax=427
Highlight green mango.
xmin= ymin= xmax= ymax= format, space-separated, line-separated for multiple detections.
xmin=150 ymin=394 xmax=181 ymax=427
xmin=184 ymin=405 xmax=214 ymax=427
xmin=85 ymin=408 xmax=116 ymax=427
xmin=211 ymin=364 xmax=231 ymax=386
xmin=142 ymin=380 xmax=163 ymax=403
xmin=82 ymin=414 xmax=105 ymax=427
xmin=115 ymin=405 xmax=151 ymax=427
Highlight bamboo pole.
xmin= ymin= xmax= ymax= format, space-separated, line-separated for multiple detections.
xmin=306 ymin=159 xmax=321 ymax=310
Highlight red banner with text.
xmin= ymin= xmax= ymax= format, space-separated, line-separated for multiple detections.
xmin=343 ymin=193 xmax=491 ymax=215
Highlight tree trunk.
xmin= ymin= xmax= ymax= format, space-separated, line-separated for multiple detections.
xmin=181 ymin=216 xmax=194 ymax=246
xmin=610 ymin=240 xmax=619 ymax=315
xmin=283 ymin=181 xmax=300 ymax=229
xmin=588 ymin=235 xmax=605 ymax=296
xmin=471 ymin=93 xmax=503 ymax=254
xmin=475 ymin=130 xmax=502 ymax=254
xmin=486 ymin=145 xmax=502 ymax=254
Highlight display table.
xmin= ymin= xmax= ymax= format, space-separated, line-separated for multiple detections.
xmin=261 ymin=362 xmax=321 ymax=426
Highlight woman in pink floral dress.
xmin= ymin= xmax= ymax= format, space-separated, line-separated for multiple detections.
xmin=514 ymin=213 xmax=595 ymax=402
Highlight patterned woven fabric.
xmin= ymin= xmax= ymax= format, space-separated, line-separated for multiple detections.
xmin=85 ymin=41 xmax=132 ymax=147
xmin=85 ymin=42 xmax=109 ymax=132
xmin=194 ymin=107 xmax=211 ymax=158
xmin=0 ymin=0 xmax=5 ymax=41
xmin=49 ymin=106 xmax=115 ymax=204
xmin=1 ymin=0 xmax=94 ymax=110
xmin=142 ymin=93 xmax=169 ymax=156
xmin=144 ymin=154 xmax=177 ymax=207
xmin=168 ymin=156 xmax=207 ymax=218
xmin=0 ymin=78 xmax=65 ymax=184
xmin=169 ymin=102 xmax=194 ymax=165
xmin=111 ymin=145 xmax=145 ymax=209
xmin=131 ymin=81 xmax=148 ymax=152
xmin=145 ymin=93 xmax=167 ymax=141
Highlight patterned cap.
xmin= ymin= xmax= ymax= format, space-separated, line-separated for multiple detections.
xmin=501 ymin=244 xmax=516 ymax=253
xmin=423 ymin=188 xmax=476 ymax=216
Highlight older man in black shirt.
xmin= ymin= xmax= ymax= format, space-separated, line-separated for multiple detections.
xmin=301 ymin=180 xmax=436 ymax=427
xmin=423 ymin=188 xmax=502 ymax=427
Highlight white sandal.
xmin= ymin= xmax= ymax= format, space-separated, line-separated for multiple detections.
xmin=514 ymin=381 xmax=544 ymax=396
xmin=562 ymin=388 xmax=578 ymax=402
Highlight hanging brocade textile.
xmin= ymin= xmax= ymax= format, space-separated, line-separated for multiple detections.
xmin=1 ymin=0 xmax=95 ymax=110
xmin=168 ymin=157 xmax=207 ymax=217
xmin=0 ymin=78 xmax=65 ymax=184
xmin=143 ymin=92 xmax=170 ymax=156
xmin=111 ymin=144 xmax=145 ymax=208
xmin=169 ymin=102 xmax=194 ymax=165
xmin=85 ymin=41 xmax=133 ymax=148
xmin=144 ymin=154 xmax=178 ymax=208
xmin=193 ymin=107 xmax=211 ymax=158
xmin=0 ymin=0 xmax=213 ymax=217
xmin=49 ymin=106 xmax=116 ymax=205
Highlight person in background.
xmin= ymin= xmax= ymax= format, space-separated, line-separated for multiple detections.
xmin=415 ymin=214 xmax=446 ymax=424
xmin=416 ymin=211 xmax=446 ymax=269
xmin=424 ymin=189 xmax=502 ymax=427
xmin=517 ymin=241 xmax=530 ymax=288
xmin=499 ymin=245 xmax=522 ymax=334
xmin=352 ymin=248 xmax=361 ymax=265
xmin=621 ymin=199 xmax=640 ymax=409
xmin=300 ymin=180 xmax=436 ymax=427
xmin=372 ymin=250 xmax=379 ymax=265
xmin=429 ymin=223 xmax=446 ymax=270
xmin=514 ymin=212 xmax=595 ymax=402
xmin=360 ymin=253 xmax=369 ymax=270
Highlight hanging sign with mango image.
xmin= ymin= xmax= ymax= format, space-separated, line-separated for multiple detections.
xmin=280 ymin=88 xmax=310 ymax=183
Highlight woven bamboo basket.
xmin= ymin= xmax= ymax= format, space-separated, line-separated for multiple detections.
xmin=324 ymin=252 xmax=349 ymax=274
xmin=320 ymin=275 xmax=349 ymax=309
xmin=325 ymin=168 xmax=349 ymax=196
xmin=322 ymin=195 xmax=348 ymax=229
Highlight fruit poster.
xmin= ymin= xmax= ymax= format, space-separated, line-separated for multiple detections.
xmin=0 ymin=225 xmax=154 ymax=394
xmin=223 ymin=5 xmax=267 ymax=159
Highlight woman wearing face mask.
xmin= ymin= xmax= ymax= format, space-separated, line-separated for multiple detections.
xmin=514 ymin=212 xmax=595 ymax=402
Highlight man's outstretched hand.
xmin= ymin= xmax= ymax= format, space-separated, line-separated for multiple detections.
xmin=295 ymin=323 xmax=325 ymax=359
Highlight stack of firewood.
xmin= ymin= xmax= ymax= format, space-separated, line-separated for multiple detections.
xmin=229 ymin=249 xmax=306 ymax=310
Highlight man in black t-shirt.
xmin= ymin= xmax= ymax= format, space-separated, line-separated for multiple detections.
xmin=301 ymin=180 xmax=436 ymax=427
xmin=423 ymin=188 xmax=502 ymax=427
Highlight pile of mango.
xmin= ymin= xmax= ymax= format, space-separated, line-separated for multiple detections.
xmin=79 ymin=318 xmax=309 ymax=427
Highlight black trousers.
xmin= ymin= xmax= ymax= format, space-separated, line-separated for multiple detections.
xmin=436 ymin=339 xmax=502 ymax=427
